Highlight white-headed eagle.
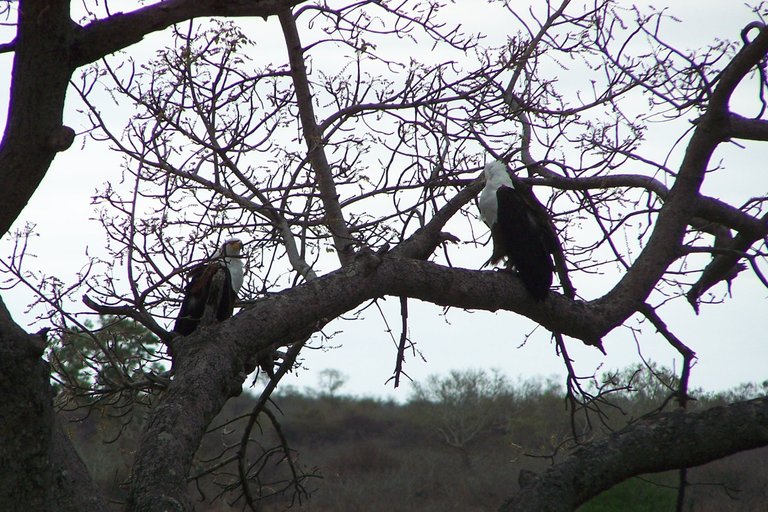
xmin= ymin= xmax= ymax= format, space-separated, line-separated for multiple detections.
xmin=478 ymin=161 xmax=555 ymax=301
xmin=174 ymin=238 xmax=244 ymax=335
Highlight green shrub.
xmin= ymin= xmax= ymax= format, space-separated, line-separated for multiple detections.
xmin=579 ymin=475 xmax=677 ymax=512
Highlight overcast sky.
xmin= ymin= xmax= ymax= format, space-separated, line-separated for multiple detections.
xmin=1 ymin=1 xmax=767 ymax=401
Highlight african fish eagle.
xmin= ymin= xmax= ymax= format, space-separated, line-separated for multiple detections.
xmin=478 ymin=161 xmax=554 ymax=300
xmin=173 ymin=238 xmax=244 ymax=335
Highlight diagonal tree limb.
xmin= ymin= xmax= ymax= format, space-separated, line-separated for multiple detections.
xmin=279 ymin=8 xmax=356 ymax=266
xmin=499 ymin=397 xmax=768 ymax=512
xmin=530 ymin=174 xmax=765 ymax=236
xmin=82 ymin=294 xmax=172 ymax=343
xmin=592 ymin=23 xmax=768 ymax=319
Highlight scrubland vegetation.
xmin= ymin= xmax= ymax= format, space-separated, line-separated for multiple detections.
xmin=63 ymin=367 xmax=768 ymax=511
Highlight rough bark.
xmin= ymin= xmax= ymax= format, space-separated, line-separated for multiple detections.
xmin=123 ymin=155 xmax=766 ymax=507
xmin=0 ymin=298 xmax=55 ymax=511
xmin=127 ymin=329 xmax=246 ymax=511
xmin=51 ymin=417 xmax=110 ymax=511
xmin=499 ymin=398 xmax=768 ymax=512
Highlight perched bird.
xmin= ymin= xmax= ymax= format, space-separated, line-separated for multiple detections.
xmin=478 ymin=161 xmax=555 ymax=300
xmin=174 ymin=238 xmax=244 ymax=335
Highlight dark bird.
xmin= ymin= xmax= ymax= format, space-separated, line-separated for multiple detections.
xmin=174 ymin=238 xmax=245 ymax=336
xmin=478 ymin=161 xmax=555 ymax=300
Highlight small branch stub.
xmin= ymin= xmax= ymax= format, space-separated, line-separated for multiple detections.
xmin=46 ymin=125 xmax=75 ymax=152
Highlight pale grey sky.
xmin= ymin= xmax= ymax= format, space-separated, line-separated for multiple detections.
xmin=1 ymin=1 xmax=766 ymax=401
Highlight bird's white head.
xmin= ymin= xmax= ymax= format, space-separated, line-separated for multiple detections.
xmin=220 ymin=238 xmax=244 ymax=258
xmin=483 ymin=161 xmax=514 ymax=188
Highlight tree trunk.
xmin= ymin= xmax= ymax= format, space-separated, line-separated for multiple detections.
xmin=0 ymin=298 xmax=56 ymax=511
xmin=0 ymin=297 xmax=107 ymax=511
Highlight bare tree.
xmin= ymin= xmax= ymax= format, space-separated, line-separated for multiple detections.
xmin=2 ymin=1 xmax=768 ymax=511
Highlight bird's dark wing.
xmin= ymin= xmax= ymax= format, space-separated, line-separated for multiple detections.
xmin=496 ymin=185 xmax=554 ymax=300
xmin=509 ymin=178 xmax=576 ymax=299
xmin=174 ymin=262 xmax=215 ymax=335
xmin=216 ymin=266 xmax=237 ymax=322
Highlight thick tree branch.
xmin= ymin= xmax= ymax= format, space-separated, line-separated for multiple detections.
xmin=50 ymin=417 xmax=109 ymax=511
xmin=710 ymin=23 xmax=768 ymax=112
xmin=593 ymin=25 xmax=768 ymax=319
xmin=126 ymin=247 xmax=608 ymax=509
xmin=0 ymin=0 xmax=75 ymax=237
xmin=391 ymin=176 xmax=484 ymax=260
xmin=70 ymin=0 xmax=304 ymax=66
xmin=128 ymin=228 xmax=767 ymax=509
xmin=0 ymin=296 xmax=55 ymax=511
xmin=592 ymin=124 xmax=717 ymax=319
xmin=0 ymin=39 xmax=15 ymax=54
xmin=500 ymin=397 xmax=768 ymax=512
xmin=532 ymin=174 xmax=765 ymax=236
xmin=726 ymin=113 xmax=768 ymax=141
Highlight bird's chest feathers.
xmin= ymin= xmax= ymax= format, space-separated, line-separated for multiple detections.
xmin=479 ymin=183 xmax=506 ymax=226
xmin=225 ymin=258 xmax=244 ymax=294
